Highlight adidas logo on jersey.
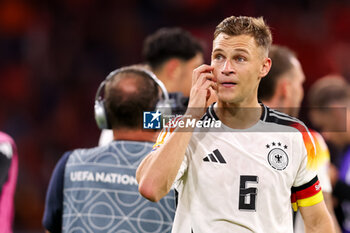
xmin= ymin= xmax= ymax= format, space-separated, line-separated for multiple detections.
xmin=203 ymin=149 xmax=226 ymax=164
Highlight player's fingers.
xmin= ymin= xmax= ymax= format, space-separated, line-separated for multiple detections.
xmin=188 ymin=79 xmax=215 ymax=110
xmin=192 ymin=64 xmax=214 ymax=85
xmin=211 ymin=82 xmax=218 ymax=91
xmin=190 ymin=79 xmax=214 ymax=97
xmin=206 ymin=86 xmax=218 ymax=105
xmin=195 ymin=72 xmax=215 ymax=86
xmin=201 ymin=79 xmax=216 ymax=90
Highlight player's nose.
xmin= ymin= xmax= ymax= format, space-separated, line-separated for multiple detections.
xmin=221 ymin=60 xmax=235 ymax=76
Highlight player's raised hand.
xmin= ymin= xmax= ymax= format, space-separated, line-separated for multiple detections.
xmin=186 ymin=64 xmax=216 ymax=119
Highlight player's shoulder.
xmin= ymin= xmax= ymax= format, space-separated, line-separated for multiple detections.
xmin=307 ymin=129 xmax=323 ymax=142
xmin=67 ymin=144 xmax=110 ymax=162
xmin=263 ymin=106 xmax=310 ymax=133
xmin=69 ymin=141 xmax=153 ymax=160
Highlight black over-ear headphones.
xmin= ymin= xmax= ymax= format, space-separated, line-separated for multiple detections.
xmin=94 ymin=66 xmax=172 ymax=129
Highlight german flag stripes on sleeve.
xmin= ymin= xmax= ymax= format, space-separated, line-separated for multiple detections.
xmin=289 ymin=122 xmax=317 ymax=170
xmin=152 ymin=115 xmax=184 ymax=151
xmin=291 ymin=176 xmax=323 ymax=211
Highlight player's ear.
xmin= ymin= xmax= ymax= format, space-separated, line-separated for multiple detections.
xmin=165 ymin=58 xmax=181 ymax=80
xmin=259 ymin=57 xmax=272 ymax=78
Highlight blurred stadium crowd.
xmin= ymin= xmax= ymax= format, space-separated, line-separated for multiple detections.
xmin=1 ymin=0 xmax=350 ymax=231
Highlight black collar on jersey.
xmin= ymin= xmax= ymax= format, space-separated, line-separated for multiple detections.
xmin=205 ymin=102 xmax=268 ymax=122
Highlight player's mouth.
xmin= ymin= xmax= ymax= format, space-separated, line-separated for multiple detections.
xmin=221 ymin=82 xmax=237 ymax=87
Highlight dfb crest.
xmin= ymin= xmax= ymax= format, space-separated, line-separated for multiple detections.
xmin=265 ymin=142 xmax=289 ymax=171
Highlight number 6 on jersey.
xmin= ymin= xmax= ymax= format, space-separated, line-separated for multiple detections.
xmin=239 ymin=175 xmax=259 ymax=211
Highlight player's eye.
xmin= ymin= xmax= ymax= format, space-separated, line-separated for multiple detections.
xmin=235 ymin=56 xmax=246 ymax=62
xmin=213 ymin=54 xmax=224 ymax=61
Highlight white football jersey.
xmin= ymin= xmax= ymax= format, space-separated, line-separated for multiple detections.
xmin=154 ymin=104 xmax=323 ymax=233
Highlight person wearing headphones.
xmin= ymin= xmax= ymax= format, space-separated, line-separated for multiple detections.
xmin=42 ymin=65 xmax=175 ymax=233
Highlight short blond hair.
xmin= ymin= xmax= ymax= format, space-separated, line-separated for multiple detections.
xmin=214 ymin=16 xmax=272 ymax=53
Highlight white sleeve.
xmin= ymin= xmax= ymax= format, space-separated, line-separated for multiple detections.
xmin=293 ymin=133 xmax=317 ymax=187
xmin=312 ymin=131 xmax=332 ymax=193
xmin=152 ymin=116 xmax=190 ymax=188
xmin=317 ymin=162 xmax=332 ymax=193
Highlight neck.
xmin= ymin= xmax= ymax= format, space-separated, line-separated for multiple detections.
xmin=263 ymin=97 xmax=295 ymax=116
xmin=113 ymin=128 xmax=158 ymax=142
xmin=154 ymin=70 xmax=181 ymax=94
xmin=263 ymin=96 xmax=284 ymax=109
xmin=215 ymin=99 xmax=262 ymax=129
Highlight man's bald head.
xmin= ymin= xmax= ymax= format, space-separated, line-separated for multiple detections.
xmin=105 ymin=67 xmax=160 ymax=129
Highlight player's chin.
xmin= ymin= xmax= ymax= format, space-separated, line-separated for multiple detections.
xmin=217 ymin=93 xmax=237 ymax=103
